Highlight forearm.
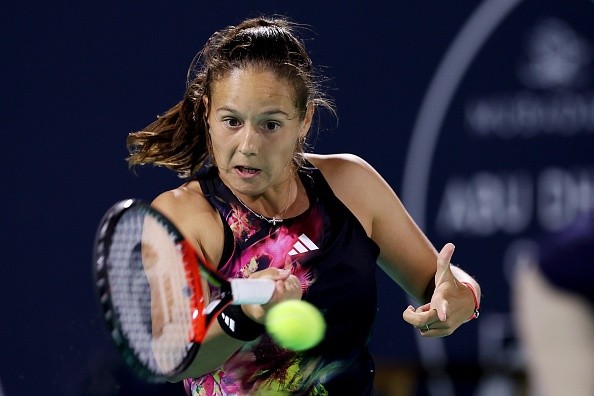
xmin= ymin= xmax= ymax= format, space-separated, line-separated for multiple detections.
xmin=170 ymin=322 xmax=245 ymax=381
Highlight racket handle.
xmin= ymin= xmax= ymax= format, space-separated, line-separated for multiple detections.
xmin=230 ymin=278 xmax=275 ymax=304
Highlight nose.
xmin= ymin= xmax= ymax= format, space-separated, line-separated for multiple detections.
xmin=238 ymin=124 xmax=258 ymax=156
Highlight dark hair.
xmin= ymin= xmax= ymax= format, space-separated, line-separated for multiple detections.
xmin=127 ymin=16 xmax=335 ymax=178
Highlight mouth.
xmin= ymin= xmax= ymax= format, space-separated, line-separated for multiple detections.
xmin=235 ymin=165 xmax=261 ymax=176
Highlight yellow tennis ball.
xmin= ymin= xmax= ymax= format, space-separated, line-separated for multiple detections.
xmin=265 ymin=300 xmax=326 ymax=351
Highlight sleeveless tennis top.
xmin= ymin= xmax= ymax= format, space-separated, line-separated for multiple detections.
xmin=184 ymin=162 xmax=380 ymax=395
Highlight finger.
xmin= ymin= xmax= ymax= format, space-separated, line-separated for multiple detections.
xmin=402 ymin=305 xmax=440 ymax=327
xmin=249 ymin=267 xmax=291 ymax=281
xmin=270 ymin=274 xmax=302 ymax=301
xmin=435 ymin=243 xmax=455 ymax=285
xmin=273 ymin=268 xmax=291 ymax=280
xmin=283 ymin=275 xmax=301 ymax=291
xmin=414 ymin=303 xmax=431 ymax=314
xmin=288 ymin=275 xmax=303 ymax=298
xmin=419 ymin=325 xmax=446 ymax=337
xmin=436 ymin=298 xmax=449 ymax=322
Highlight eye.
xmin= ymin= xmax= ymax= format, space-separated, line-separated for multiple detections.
xmin=222 ymin=117 xmax=242 ymax=128
xmin=262 ymin=121 xmax=281 ymax=132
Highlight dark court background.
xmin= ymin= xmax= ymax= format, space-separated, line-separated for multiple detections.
xmin=2 ymin=1 xmax=593 ymax=395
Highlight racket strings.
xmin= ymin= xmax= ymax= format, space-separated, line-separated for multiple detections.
xmin=106 ymin=209 xmax=194 ymax=376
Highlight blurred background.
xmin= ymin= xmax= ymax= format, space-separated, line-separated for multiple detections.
xmin=2 ymin=1 xmax=593 ymax=395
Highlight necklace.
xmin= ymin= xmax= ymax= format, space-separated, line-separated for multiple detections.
xmin=231 ymin=179 xmax=294 ymax=226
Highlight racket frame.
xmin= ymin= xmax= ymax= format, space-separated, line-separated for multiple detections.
xmin=93 ymin=199 xmax=274 ymax=381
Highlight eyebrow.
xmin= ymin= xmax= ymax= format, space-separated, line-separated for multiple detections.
xmin=215 ymin=107 xmax=292 ymax=118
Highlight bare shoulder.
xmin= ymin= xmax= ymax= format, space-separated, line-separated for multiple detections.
xmin=305 ymin=153 xmax=384 ymax=235
xmin=152 ymin=180 xmax=212 ymax=223
xmin=151 ymin=181 xmax=224 ymax=262
xmin=306 ymin=153 xmax=380 ymax=185
xmin=305 ymin=153 xmax=389 ymax=200
xmin=306 ymin=152 xmax=372 ymax=170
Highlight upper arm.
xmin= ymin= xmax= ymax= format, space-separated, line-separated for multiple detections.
xmin=368 ymin=172 xmax=438 ymax=302
xmin=151 ymin=182 xmax=225 ymax=267
xmin=151 ymin=183 xmax=246 ymax=378
xmin=309 ymin=153 xmax=437 ymax=302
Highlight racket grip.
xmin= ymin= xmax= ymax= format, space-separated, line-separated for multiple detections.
xmin=230 ymin=278 xmax=275 ymax=304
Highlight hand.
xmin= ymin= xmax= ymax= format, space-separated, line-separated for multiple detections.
xmin=242 ymin=267 xmax=303 ymax=323
xmin=402 ymin=243 xmax=474 ymax=337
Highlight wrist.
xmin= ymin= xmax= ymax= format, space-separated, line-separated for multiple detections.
xmin=217 ymin=304 xmax=265 ymax=341
xmin=461 ymin=281 xmax=480 ymax=321
xmin=241 ymin=303 xmax=265 ymax=324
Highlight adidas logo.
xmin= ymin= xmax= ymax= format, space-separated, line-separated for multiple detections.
xmin=220 ymin=311 xmax=236 ymax=332
xmin=288 ymin=234 xmax=319 ymax=256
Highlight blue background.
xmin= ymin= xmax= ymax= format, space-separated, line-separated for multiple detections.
xmin=2 ymin=1 xmax=593 ymax=395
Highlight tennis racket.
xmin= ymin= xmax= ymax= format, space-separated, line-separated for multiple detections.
xmin=93 ymin=199 xmax=275 ymax=382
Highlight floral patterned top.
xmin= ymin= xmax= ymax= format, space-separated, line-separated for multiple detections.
xmin=184 ymin=162 xmax=380 ymax=395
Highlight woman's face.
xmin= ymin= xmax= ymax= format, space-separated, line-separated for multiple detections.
xmin=206 ymin=67 xmax=312 ymax=197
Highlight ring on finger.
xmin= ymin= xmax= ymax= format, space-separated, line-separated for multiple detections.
xmin=425 ymin=324 xmax=430 ymax=331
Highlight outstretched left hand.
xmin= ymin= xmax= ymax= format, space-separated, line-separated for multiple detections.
xmin=402 ymin=243 xmax=476 ymax=337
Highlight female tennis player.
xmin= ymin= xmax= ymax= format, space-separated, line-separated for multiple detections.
xmin=126 ymin=16 xmax=481 ymax=395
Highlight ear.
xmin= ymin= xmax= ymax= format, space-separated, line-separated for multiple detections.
xmin=299 ymin=102 xmax=315 ymax=139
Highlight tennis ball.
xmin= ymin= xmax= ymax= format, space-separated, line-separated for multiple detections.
xmin=265 ymin=300 xmax=326 ymax=351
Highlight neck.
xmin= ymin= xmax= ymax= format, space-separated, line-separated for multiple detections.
xmin=231 ymin=174 xmax=296 ymax=222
